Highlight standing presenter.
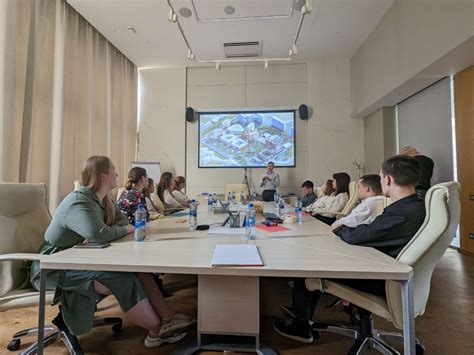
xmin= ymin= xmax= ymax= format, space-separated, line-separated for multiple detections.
xmin=260 ymin=161 xmax=280 ymax=202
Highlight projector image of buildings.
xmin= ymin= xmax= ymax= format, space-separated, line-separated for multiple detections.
xmin=199 ymin=112 xmax=295 ymax=167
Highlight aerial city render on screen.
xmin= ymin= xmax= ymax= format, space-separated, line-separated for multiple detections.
xmin=199 ymin=111 xmax=295 ymax=167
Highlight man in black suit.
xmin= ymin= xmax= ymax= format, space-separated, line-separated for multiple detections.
xmin=274 ymin=155 xmax=426 ymax=343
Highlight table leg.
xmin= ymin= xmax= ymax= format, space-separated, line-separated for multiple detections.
xmin=401 ymin=276 xmax=415 ymax=355
xmin=37 ymin=268 xmax=47 ymax=355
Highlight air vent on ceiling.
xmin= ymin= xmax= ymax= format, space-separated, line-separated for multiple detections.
xmin=223 ymin=41 xmax=263 ymax=58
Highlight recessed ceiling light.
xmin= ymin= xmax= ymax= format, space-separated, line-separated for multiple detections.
xmin=178 ymin=7 xmax=192 ymax=17
xmin=224 ymin=5 xmax=235 ymax=15
xmin=126 ymin=26 xmax=136 ymax=34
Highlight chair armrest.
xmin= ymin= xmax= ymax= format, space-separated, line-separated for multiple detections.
xmin=0 ymin=253 xmax=43 ymax=262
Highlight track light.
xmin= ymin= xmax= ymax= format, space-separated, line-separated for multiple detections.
xmin=264 ymin=59 xmax=269 ymax=70
xmin=215 ymin=61 xmax=221 ymax=71
xmin=168 ymin=8 xmax=177 ymax=23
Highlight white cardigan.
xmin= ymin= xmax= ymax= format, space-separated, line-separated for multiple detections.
xmin=306 ymin=192 xmax=348 ymax=217
xmin=172 ymin=189 xmax=190 ymax=204
xmin=163 ymin=189 xmax=181 ymax=209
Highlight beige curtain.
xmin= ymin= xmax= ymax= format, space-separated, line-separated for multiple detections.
xmin=0 ymin=0 xmax=138 ymax=211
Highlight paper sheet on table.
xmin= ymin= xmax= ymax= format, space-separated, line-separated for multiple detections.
xmin=207 ymin=227 xmax=246 ymax=235
xmin=211 ymin=244 xmax=263 ymax=267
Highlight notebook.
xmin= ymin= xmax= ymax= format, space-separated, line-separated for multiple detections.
xmin=211 ymin=244 xmax=263 ymax=267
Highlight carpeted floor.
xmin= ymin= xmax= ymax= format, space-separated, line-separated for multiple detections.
xmin=1 ymin=249 xmax=473 ymax=354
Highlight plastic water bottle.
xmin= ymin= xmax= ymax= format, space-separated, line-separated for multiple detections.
xmin=245 ymin=203 xmax=256 ymax=240
xmin=212 ymin=193 xmax=217 ymax=208
xmin=227 ymin=192 xmax=232 ymax=203
xmin=240 ymin=191 xmax=244 ymax=204
xmin=295 ymin=197 xmax=303 ymax=224
xmin=252 ymin=192 xmax=257 ymax=202
xmin=189 ymin=199 xmax=197 ymax=230
xmin=231 ymin=192 xmax=236 ymax=204
xmin=207 ymin=193 xmax=213 ymax=213
xmin=134 ymin=204 xmax=147 ymax=241
xmin=278 ymin=196 xmax=286 ymax=218
xmin=274 ymin=192 xmax=279 ymax=208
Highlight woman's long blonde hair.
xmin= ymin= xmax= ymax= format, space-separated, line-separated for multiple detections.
xmin=81 ymin=155 xmax=116 ymax=225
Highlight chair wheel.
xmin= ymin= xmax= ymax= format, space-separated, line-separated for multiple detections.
xmin=7 ymin=339 xmax=20 ymax=351
xmin=112 ymin=324 xmax=122 ymax=334
xmin=416 ymin=343 xmax=425 ymax=354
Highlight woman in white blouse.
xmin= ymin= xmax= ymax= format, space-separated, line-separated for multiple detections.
xmin=172 ymin=176 xmax=191 ymax=206
xmin=307 ymin=172 xmax=350 ymax=225
xmin=157 ymin=172 xmax=186 ymax=209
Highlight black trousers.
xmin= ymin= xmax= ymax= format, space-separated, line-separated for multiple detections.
xmin=291 ymin=278 xmax=386 ymax=321
xmin=313 ymin=214 xmax=337 ymax=226
xmin=262 ymin=190 xmax=276 ymax=202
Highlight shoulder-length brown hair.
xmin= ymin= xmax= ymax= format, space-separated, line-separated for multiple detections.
xmin=125 ymin=167 xmax=147 ymax=190
xmin=81 ymin=155 xmax=116 ymax=225
xmin=323 ymin=179 xmax=335 ymax=196
xmin=333 ymin=172 xmax=350 ymax=195
xmin=157 ymin=172 xmax=173 ymax=202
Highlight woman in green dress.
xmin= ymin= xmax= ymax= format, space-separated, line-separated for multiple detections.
xmin=30 ymin=156 xmax=193 ymax=348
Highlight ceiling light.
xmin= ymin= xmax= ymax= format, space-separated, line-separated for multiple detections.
xmin=168 ymin=8 xmax=177 ymax=23
xmin=178 ymin=7 xmax=192 ymax=18
xmin=292 ymin=44 xmax=298 ymax=55
xmin=126 ymin=26 xmax=136 ymax=34
xmin=224 ymin=5 xmax=235 ymax=15
xmin=215 ymin=61 xmax=221 ymax=71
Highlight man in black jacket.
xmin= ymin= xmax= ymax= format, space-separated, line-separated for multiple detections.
xmin=274 ymin=155 xmax=426 ymax=343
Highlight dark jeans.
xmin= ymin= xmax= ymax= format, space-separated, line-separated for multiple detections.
xmin=262 ymin=190 xmax=276 ymax=202
xmin=291 ymin=278 xmax=386 ymax=321
xmin=313 ymin=214 xmax=337 ymax=226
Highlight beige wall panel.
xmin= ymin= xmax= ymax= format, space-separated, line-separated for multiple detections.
xmin=307 ymin=61 xmax=364 ymax=184
xmin=245 ymin=64 xmax=307 ymax=84
xmin=187 ymin=84 xmax=246 ymax=110
xmin=245 ymin=82 xmax=306 ymax=108
xmin=187 ymin=66 xmax=245 ymax=86
xmin=364 ymin=109 xmax=385 ymax=175
xmin=138 ymin=67 xmax=186 ymax=175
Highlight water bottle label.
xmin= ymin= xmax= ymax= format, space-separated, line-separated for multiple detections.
xmin=295 ymin=207 xmax=302 ymax=213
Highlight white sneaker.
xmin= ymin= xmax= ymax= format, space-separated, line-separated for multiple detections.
xmin=159 ymin=314 xmax=196 ymax=339
xmin=144 ymin=332 xmax=187 ymax=348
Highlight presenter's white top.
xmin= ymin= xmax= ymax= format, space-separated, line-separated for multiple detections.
xmin=163 ymin=189 xmax=181 ymax=209
xmin=260 ymin=171 xmax=280 ymax=191
xmin=332 ymin=195 xmax=385 ymax=228
xmin=172 ymin=189 xmax=190 ymax=204
xmin=306 ymin=192 xmax=348 ymax=217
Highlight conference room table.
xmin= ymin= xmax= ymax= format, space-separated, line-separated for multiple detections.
xmin=37 ymin=203 xmax=416 ymax=354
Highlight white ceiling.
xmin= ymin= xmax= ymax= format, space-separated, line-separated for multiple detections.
xmin=67 ymin=0 xmax=395 ymax=68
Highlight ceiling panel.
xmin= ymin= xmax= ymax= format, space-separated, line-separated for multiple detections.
xmin=66 ymin=0 xmax=395 ymax=68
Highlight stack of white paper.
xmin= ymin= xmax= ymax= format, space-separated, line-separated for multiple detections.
xmin=211 ymin=244 xmax=263 ymax=267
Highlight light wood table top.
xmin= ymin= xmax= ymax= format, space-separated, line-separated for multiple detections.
xmin=41 ymin=203 xmax=412 ymax=281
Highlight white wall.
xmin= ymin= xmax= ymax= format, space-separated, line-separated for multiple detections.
xmin=139 ymin=62 xmax=364 ymax=198
xmin=138 ymin=67 xmax=186 ymax=176
xmin=364 ymin=107 xmax=396 ymax=174
xmin=351 ymin=0 xmax=474 ymax=118
xmin=186 ymin=64 xmax=308 ymax=197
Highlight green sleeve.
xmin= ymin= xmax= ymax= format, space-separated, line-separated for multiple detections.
xmin=114 ymin=205 xmax=130 ymax=226
xmin=64 ymin=200 xmax=129 ymax=243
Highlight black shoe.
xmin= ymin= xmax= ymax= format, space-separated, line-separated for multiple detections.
xmin=280 ymin=305 xmax=296 ymax=319
xmin=52 ymin=312 xmax=67 ymax=331
xmin=273 ymin=319 xmax=313 ymax=343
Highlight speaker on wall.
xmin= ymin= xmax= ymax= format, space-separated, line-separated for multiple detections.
xmin=185 ymin=107 xmax=196 ymax=122
xmin=298 ymin=104 xmax=309 ymax=120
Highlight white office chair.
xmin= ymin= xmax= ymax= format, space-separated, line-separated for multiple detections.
xmin=305 ymin=182 xmax=461 ymax=354
xmin=0 ymin=183 xmax=122 ymax=354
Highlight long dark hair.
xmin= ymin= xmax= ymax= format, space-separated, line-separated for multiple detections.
xmin=333 ymin=172 xmax=350 ymax=195
xmin=125 ymin=167 xmax=147 ymax=190
xmin=323 ymin=179 xmax=335 ymax=196
xmin=157 ymin=172 xmax=173 ymax=202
